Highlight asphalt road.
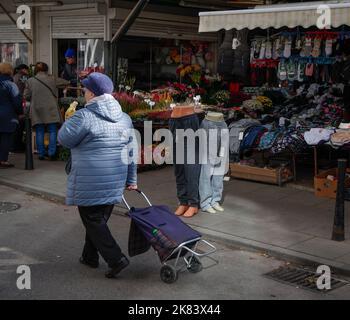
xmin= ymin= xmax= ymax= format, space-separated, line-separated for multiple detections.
xmin=1 ymin=185 xmax=350 ymax=300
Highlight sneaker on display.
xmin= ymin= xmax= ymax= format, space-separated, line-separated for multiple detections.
xmin=203 ymin=207 xmax=217 ymax=214
xmin=212 ymin=204 xmax=224 ymax=212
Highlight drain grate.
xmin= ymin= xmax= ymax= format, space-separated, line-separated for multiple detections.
xmin=0 ymin=202 xmax=21 ymax=214
xmin=264 ymin=266 xmax=348 ymax=293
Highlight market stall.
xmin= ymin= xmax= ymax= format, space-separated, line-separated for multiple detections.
xmin=197 ymin=2 xmax=350 ymax=193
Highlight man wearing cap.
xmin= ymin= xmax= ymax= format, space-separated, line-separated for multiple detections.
xmin=58 ymin=72 xmax=138 ymax=279
xmin=61 ymin=48 xmax=77 ymax=88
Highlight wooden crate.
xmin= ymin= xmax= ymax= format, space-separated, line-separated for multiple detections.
xmin=230 ymin=163 xmax=293 ymax=186
xmin=314 ymin=168 xmax=350 ymax=199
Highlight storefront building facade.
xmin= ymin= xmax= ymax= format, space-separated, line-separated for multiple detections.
xmin=1 ymin=1 xmax=219 ymax=89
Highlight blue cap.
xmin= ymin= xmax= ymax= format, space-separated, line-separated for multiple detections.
xmin=82 ymin=72 xmax=114 ymax=97
xmin=65 ymin=48 xmax=75 ymax=58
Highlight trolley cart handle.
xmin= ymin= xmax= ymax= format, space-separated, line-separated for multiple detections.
xmin=122 ymin=189 xmax=152 ymax=211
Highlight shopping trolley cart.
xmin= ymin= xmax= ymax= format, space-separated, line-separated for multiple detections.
xmin=122 ymin=190 xmax=217 ymax=284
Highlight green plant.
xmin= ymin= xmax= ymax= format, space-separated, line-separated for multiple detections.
xmin=190 ymin=71 xmax=202 ymax=84
xmin=212 ymin=90 xmax=231 ymax=105
xmin=125 ymin=76 xmax=136 ymax=91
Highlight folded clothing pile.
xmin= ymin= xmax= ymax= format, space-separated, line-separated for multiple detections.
xmin=304 ymin=128 xmax=335 ymax=145
xmin=330 ymin=130 xmax=350 ymax=147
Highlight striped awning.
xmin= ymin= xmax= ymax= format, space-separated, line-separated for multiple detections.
xmin=199 ymin=2 xmax=350 ymax=32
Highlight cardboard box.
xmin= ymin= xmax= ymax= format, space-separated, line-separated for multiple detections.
xmin=314 ymin=168 xmax=350 ymax=199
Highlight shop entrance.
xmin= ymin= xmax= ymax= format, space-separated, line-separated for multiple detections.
xmin=57 ymin=39 xmax=77 ymax=79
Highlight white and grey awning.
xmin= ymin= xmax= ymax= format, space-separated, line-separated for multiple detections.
xmin=199 ymin=2 xmax=350 ymax=32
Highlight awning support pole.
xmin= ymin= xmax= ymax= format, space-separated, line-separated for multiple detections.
xmin=110 ymin=0 xmax=150 ymax=44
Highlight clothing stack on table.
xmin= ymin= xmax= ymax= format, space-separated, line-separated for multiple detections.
xmin=330 ymin=129 xmax=350 ymax=147
xmin=228 ymin=83 xmax=345 ymax=161
xmin=304 ymin=128 xmax=335 ymax=146
xmin=228 ymin=119 xmax=260 ymax=161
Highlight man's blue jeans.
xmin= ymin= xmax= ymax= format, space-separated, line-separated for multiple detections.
xmin=35 ymin=123 xmax=57 ymax=157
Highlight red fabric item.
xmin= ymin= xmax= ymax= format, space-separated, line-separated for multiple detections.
xmin=229 ymin=82 xmax=240 ymax=93
xmin=251 ymin=68 xmax=257 ymax=86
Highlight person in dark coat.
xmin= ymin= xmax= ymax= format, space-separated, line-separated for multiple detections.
xmin=13 ymin=64 xmax=29 ymax=96
xmin=61 ymin=48 xmax=77 ymax=87
xmin=11 ymin=64 xmax=29 ymax=152
xmin=0 ymin=63 xmax=22 ymax=168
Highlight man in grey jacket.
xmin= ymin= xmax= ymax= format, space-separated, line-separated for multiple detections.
xmin=58 ymin=72 xmax=138 ymax=279
xmin=24 ymin=62 xmax=69 ymax=160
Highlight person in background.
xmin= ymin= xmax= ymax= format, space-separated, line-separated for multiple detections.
xmin=13 ymin=64 xmax=29 ymax=95
xmin=58 ymin=72 xmax=138 ymax=279
xmin=24 ymin=62 xmax=69 ymax=160
xmin=61 ymin=48 xmax=78 ymax=88
xmin=11 ymin=64 xmax=30 ymax=152
xmin=0 ymin=63 xmax=22 ymax=168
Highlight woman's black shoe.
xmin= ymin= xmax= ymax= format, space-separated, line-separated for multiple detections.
xmin=79 ymin=257 xmax=99 ymax=269
xmin=105 ymin=255 xmax=129 ymax=279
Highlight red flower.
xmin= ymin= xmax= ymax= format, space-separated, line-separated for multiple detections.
xmin=152 ymin=93 xmax=161 ymax=102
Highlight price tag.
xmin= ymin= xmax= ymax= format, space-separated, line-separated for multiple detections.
xmin=279 ymin=117 xmax=286 ymax=126
xmin=239 ymin=132 xmax=244 ymax=141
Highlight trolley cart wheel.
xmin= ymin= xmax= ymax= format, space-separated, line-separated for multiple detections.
xmin=187 ymin=256 xmax=203 ymax=273
xmin=160 ymin=265 xmax=178 ymax=284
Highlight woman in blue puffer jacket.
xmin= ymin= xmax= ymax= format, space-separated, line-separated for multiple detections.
xmin=58 ymin=72 xmax=138 ymax=279
xmin=0 ymin=63 xmax=22 ymax=168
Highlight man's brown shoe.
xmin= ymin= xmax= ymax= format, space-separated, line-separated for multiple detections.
xmin=175 ymin=205 xmax=189 ymax=216
xmin=183 ymin=207 xmax=198 ymax=218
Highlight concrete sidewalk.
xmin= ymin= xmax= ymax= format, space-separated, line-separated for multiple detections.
xmin=1 ymin=154 xmax=350 ymax=274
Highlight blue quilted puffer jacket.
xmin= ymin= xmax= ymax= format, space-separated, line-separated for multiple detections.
xmin=58 ymin=94 xmax=138 ymax=206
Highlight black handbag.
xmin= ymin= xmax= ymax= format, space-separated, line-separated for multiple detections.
xmin=65 ymin=155 xmax=72 ymax=175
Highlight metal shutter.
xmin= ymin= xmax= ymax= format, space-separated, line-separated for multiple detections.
xmin=51 ymin=15 xmax=104 ymax=39
xmin=0 ymin=24 xmax=29 ymax=43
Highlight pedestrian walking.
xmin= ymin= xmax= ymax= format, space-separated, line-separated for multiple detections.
xmin=58 ymin=72 xmax=138 ymax=279
xmin=24 ymin=62 xmax=69 ymax=160
xmin=0 ymin=63 xmax=22 ymax=168
xmin=12 ymin=64 xmax=30 ymax=152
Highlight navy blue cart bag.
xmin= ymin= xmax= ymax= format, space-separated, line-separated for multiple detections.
xmin=123 ymin=191 xmax=201 ymax=262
